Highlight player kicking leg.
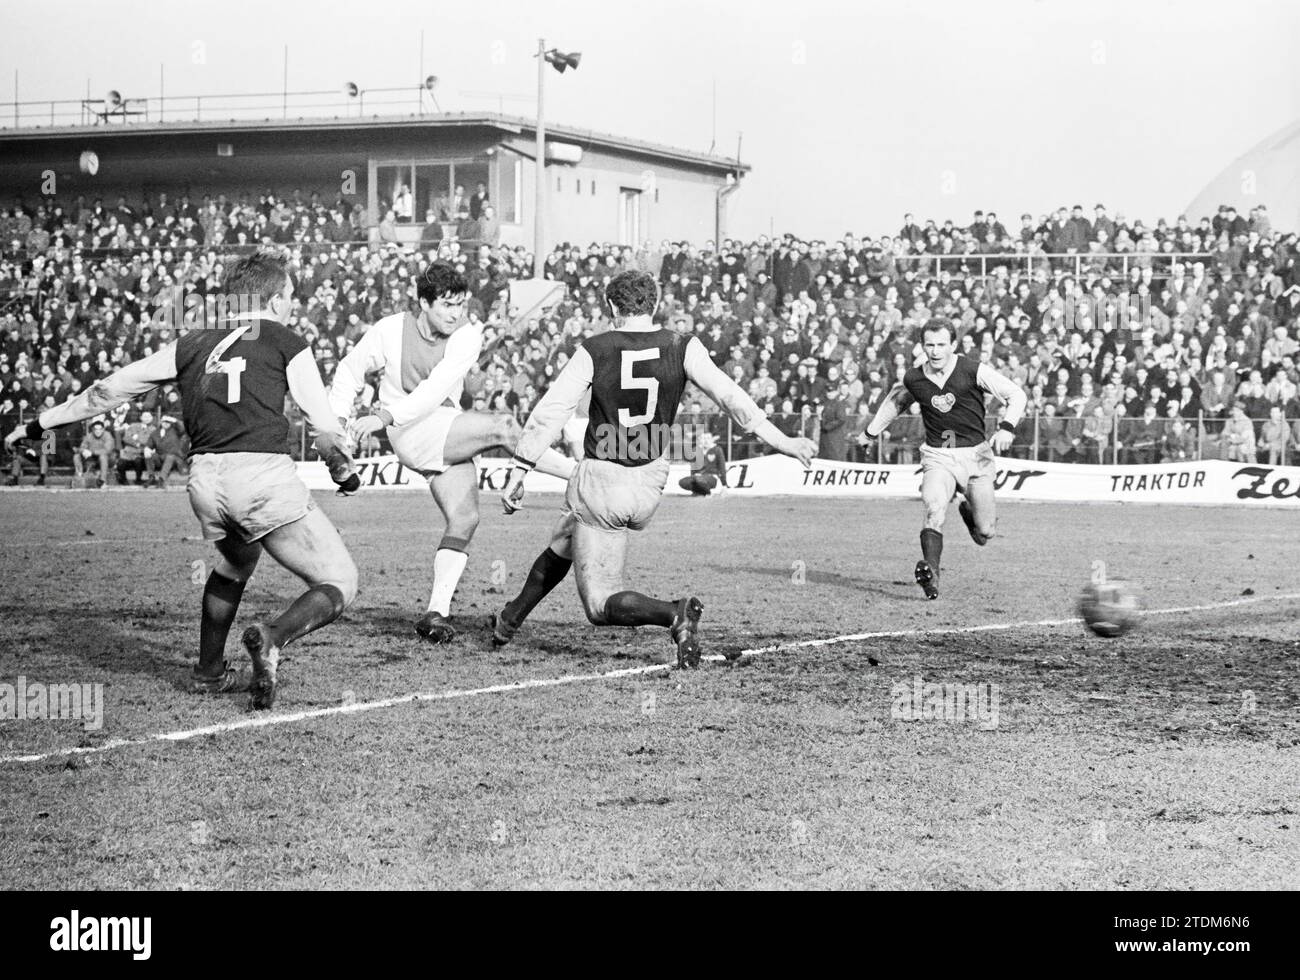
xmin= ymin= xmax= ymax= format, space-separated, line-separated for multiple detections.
xmin=334 ymin=263 xmax=574 ymax=644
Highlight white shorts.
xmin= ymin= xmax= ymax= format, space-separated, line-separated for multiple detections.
xmin=187 ymin=452 xmax=314 ymax=544
xmin=920 ymin=442 xmax=997 ymax=494
xmin=564 ymin=455 xmax=671 ymax=532
xmin=387 ymin=405 xmax=463 ymax=476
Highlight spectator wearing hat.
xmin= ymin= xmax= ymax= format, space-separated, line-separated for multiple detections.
xmin=116 ymin=411 xmax=160 ymax=486
xmin=76 ymin=418 xmax=115 ymax=487
xmin=1260 ymin=406 xmax=1290 ymax=464
xmin=155 ymin=414 xmax=190 ymax=484
xmin=1223 ymin=404 xmax=1257 ymax=461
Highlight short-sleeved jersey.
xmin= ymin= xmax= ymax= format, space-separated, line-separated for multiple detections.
xmin=583 ymin=328 xmax=690 ymax=466
xmin=174 ymin=318 xmax=307 ymax=456
xmin=904 ymin=355 xmax=988 ymax=448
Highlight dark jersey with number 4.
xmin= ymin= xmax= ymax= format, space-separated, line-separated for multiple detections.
xmin=174 ymin=318 xmax=307 ymax=456
xmin=903 ymin=355 xmax=988 ymax=448
xmin=583 ymin=328 xmax=689 ymax=466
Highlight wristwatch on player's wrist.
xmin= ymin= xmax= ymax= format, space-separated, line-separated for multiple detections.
xmin=998 ymin=421 xmax=1016 ymax=435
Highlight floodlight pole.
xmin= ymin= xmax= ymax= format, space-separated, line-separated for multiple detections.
xmin=533 ymin=37 xmax=546 ymax=279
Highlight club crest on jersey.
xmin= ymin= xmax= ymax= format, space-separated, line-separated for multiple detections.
xmin=930 ymin=393 xmax=956 ymax=413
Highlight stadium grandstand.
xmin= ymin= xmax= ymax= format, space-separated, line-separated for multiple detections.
xmin=1 ymin=90 xmax=1298 ymax=485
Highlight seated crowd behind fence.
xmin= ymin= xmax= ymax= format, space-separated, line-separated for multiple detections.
xmin=2 ymin=190 xmax=1299 ymax=484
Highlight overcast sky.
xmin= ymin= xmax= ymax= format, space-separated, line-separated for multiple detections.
xmin=3 ymin=0 xmax=1297 ymax=239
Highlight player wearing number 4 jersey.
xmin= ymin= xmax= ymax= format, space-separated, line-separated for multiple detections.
xmin=329 ymin=263 xmax=575 ymax=643
xmin=861 ymin=317 xmax=1027 ymax=600
xmin=492 ymin=271 xmax=817 ymax=666
xmin=4 ymin=249 xmax=362 ymax=709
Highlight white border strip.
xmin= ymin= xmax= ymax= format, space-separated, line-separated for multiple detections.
xmin=2 ymin=591 xmax=1296 ymax=765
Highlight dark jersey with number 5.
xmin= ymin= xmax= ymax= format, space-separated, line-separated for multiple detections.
xmin=174 ymin=318 xmax=308 ymax=456
xmin=583 ymin=328 xmax=690 ymax=466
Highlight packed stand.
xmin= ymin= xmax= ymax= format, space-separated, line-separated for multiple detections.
xmin=2 ymin=190 xmax=1299 ymax=485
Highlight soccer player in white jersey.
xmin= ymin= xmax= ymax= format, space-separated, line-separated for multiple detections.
xmin=330 ymin=263 xmax=574 ymax=642
xmin=490 ymin=271 xmax=817 ymax=666
xmin=861 ymin=317 xmax=1027 ymax=600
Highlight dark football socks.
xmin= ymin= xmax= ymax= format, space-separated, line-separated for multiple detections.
xmin=198 ymin=570 xmax=247 ymax=675
xmin=502 ymin=547 xmax=573 ymax=626
xmin=269 ymin=584 xmax=347 ymax=648
xmin=920 ymin=528 xmax=943 ymax=574
xmin=604 ymin=591 xmax=677 ymax=628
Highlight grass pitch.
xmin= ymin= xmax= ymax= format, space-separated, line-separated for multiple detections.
xmin=1 ymin=489 xmax=1297 ymax=889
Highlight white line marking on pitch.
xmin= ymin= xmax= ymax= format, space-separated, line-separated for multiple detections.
xmin=2 ymin=591 xmax=1296 ymax=765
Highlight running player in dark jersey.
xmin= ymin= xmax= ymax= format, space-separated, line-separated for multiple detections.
xmin=862 ymin=317 xmax=1026 ymax=599
xmin=5 ymin=249 xmax=361 ymax=709
xmin=489 ymin=270 xmax=817 ymax=665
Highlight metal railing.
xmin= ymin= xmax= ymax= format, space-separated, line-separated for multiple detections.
xmin=0 ymin=88 xmax=445 ymax=130
xmin=5 ymin=410 xmax=1299 ymax=484
xmin=885 ymin=251 xmax=1213 ymax=283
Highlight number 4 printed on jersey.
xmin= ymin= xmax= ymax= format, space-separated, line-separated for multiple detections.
xmin=619 ymin=348 xmax=660 ymax=427
xmin=204 ymin=325 xmax=252 ymax=403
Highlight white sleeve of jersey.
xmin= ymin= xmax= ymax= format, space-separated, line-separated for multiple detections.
xmin=683 ymin=336 xmax=766 ymax=433
xmin=384 ymin=324 xmax=483 ymax=427
xmin=976 ymin=363 xmax=1028 ymax=427
xmin=329 ymin=319 xmax=390 ymax=420
xmin=40 ymin=343 xmax=178 ymax=430
xmin=513 ymin=346 xmax=594 ymax=467
xmin=287 ymin=348 xmax=346 ymax=438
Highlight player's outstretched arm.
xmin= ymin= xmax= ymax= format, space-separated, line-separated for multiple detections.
xmin=683 ymin=337 xmax=817 ymax=466
xmin=501 ymin=348 xmax=593 ymax=514
xmin=5 ymin=344 xmax=177 ymax=448
xmin=287 ymin=349 xmax=360 ymax=494
xmin=976 ymin=364 xmax=1028 ymax=453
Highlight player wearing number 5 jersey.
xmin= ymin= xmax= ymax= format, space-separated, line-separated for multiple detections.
xmin=4 ymin=249 xmax=361 ymax=709
xmin=491 ymin=270 xmax=817 ymax=666
xmin=862 ymin=317 xmax=1027 ymax=600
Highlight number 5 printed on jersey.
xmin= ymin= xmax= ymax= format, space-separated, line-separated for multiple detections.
xmin=204 ymin=325 xmax=252 ymax=403
xmin=619 ymin=348 xmax=660 ymax=427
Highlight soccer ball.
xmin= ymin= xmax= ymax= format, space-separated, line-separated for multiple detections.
xmin=1078 ymin=580 xmax=1141 ymax=638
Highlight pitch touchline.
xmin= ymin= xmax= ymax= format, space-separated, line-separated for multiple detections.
xmin=2 ymin=591 xmax=1296 ymax=765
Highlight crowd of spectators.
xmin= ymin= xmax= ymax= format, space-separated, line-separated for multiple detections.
xmin=2 ymin=188 xmax=1299 ymax=484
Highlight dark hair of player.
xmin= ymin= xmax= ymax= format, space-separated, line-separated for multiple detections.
xmin=922 ymin=317 xmax=956 ymax=341
xmin=604 ymin=271 xmax=659 ymax=317
xmin=222 ymin=247 xmax=291 ymax=308
xmin=416 ymin=262 xmax=469 ymax=306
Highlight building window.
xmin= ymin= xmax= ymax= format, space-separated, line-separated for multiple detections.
xmin=575 ymin=178 xmax=582 ymax=194
xmin=496 ymin=157 xmax=519 ymax=223
xmin=557 ymin=175 xmax=562 ymax=192
xmin=591 ymin=180 xmax=597 ymax=196
xmin=655 ymin=188 xmax=660 ymax=203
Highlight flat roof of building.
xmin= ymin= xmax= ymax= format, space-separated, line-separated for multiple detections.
xmin=0 ymin=110 xmax=750 ymax=175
